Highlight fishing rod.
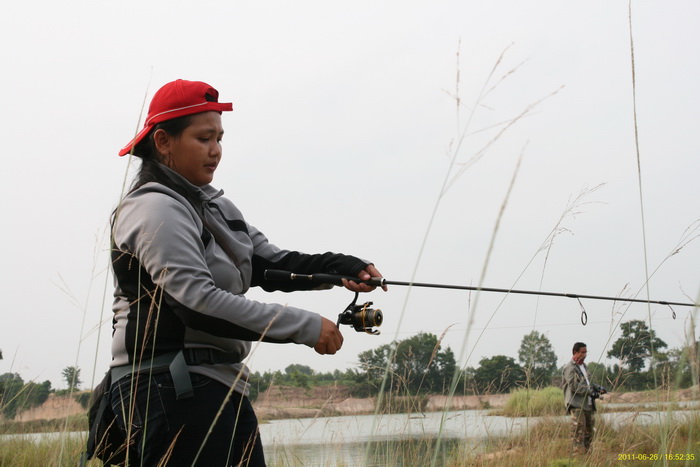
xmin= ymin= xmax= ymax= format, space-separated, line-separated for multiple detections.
xmin=264 ymin=269 xmax=698 ymax=331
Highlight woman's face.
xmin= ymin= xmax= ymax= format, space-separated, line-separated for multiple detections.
xmin=155 ymin=111 xmax=225 ymax=186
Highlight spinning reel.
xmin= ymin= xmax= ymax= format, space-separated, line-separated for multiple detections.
xmin=336 ymin=292 xmax=383 ymax=335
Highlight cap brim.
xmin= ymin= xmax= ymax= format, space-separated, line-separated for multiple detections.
xmin=118 ymin=101 xmax=233 ymax=157
xmin=118 ymin=125 xmax=152 ymax=157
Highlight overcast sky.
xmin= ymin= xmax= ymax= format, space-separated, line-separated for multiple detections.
xmin=1 ymin=1 xmax=698 ymax=390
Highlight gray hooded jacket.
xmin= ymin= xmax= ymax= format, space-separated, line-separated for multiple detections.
xmin=110 ymin=166 xmax=367 ymax=395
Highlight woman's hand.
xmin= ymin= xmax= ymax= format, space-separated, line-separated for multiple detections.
xmin=340 ymin=264 xmax=388 ymax=293
xmin=314 ymin=317 xmax=344 ymax=355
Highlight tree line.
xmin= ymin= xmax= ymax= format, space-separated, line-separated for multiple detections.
xmin=249 ymin=319 xmax=698 ymax=400
xmin=0 ymin=367 xmax=82 ymax=419
xmin=1 ymin=319 xmax=697 ymax=419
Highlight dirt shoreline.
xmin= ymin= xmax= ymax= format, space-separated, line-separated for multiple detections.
xmin=10 ymin=385 xmax=699 ymax=423
xmin=252 ymin=385 xmax=700 ymax=421
xmin=253 ymin=390 xmax=512 ymax=421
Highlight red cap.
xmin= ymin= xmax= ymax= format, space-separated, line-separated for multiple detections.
xmin=118 ymin=79 xmax=233 ymax=156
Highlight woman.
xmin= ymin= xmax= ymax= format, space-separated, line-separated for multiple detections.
xmin=109 ymin=79 xmax=384 ymax=466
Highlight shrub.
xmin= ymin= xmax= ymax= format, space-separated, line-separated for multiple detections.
xmin=501 ymin=386 xmax=564 ymax=417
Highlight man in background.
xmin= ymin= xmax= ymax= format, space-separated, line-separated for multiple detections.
xmin=562 ymin=342 xmax=605 ymax=454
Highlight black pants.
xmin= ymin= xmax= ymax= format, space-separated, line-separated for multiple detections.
xmin=110 ymin=371 xmax=265 ymax=466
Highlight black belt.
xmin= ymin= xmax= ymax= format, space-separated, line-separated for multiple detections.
xmin=181 ymin=348 xmax=242 ymax=365
xmin=111 ymin=348 xmax=241 ymax=399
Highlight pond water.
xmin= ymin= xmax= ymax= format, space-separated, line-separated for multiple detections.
xmin=261 ymin=409 xmax=524 ymax=465
xmin=262 ymin=409 xmax=526 ymax=445
xmin=3 ymin=405 xmax=697 ymax=466
xmin=260 ymin=405 xmax=699 ymax=465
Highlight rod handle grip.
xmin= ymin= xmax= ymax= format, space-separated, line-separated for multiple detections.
xmin=263 ymin=269 xmax=299 ymax=282
xmin=264 ymin=269 xmax=385 ymax=287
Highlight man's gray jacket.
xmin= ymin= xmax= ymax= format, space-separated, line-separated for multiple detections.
xmin=562 ymin=360 xmax=594 ymax=412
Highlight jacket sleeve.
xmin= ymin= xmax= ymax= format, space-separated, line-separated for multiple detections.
xmin=247 ymin=224 xmax=370 ymax=292
xmin=113 ymin=190 xmax=322 ymax=347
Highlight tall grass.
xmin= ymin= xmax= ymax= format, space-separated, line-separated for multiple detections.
xmin=0 ymin=433 xmax=99 ymax=467
xmin=485 ymin=413 xmax=700 ymax=467
xmin=5 ymin=401 xmax=698 ymax=466
xmin=500 ymin=387 xmax=564 ymax=417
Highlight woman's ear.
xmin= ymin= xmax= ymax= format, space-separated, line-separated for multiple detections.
xmin=153 ymin=129 xmax=171 ymax=158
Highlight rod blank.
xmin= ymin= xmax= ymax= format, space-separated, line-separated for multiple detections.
xmin=263 ymin=269 xmax=698 ymax=308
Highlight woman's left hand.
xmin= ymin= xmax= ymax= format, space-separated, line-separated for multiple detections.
xmin=341 ymin=264 xmax=388 ymax=293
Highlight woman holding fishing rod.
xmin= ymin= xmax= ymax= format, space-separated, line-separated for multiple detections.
xmin=105 ymin=79 xmax=385 ymax=466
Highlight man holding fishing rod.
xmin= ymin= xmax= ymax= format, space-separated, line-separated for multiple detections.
xmin=562 ymin=342 xmax=606 ymax=455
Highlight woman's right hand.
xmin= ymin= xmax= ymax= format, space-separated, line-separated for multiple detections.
xmin=314 ymin=317 xmax=344 ymax=355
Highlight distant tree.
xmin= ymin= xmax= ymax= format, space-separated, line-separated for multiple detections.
xmin=357 ymin=332 xmax=456 ymax=394
xmin=607 ymin=320 xmax=667 ymax=373
xmin=290 ymin=371 xmax=310 ymax=389
xmin=343 ymin=368 xmax=376 ymax=398
xmin=285 ymin=364 xmax=314 ymax=376
xmin=62 ymin=366 xmax=82 ymax=391
xmin=434 ymin=345 xmax=458 ymax=393
xmin=19 ymin=380 xmax=52 ymax=412
xmin=357 ymin=341 xmax=395 ymax=388
xmin=518 ymin=331 xmax=557 ymax=387
xmin=0 ymin=373 xmax=25 ymax=419
xmin=0 ymin=374 xmax=50 ymax=419
xmin=472 ymin=355 xmax=523 ymax=394
xmin=586 ymin=362 xmax=610 ymax=388
xmin=284 ymin=364 xmax=313 ymax=389
xmin=657 ymin=342 xmax=699 ymax=389
xmin=461 ymin=366 xmax=477 ymax=393
xmin=606 ymin=362 xmax=639 ymax=390
xmin=248 ymin=370 xmax=282 ymax=401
